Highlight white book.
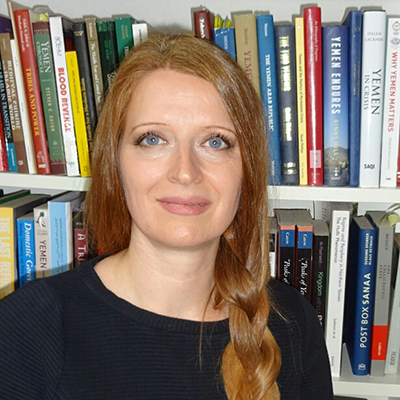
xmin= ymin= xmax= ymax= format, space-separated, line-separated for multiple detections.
xmin=385 ymin=234 xmax=400 ymax=374
xmin=325 ymin=206 xmax=351 ymax=377
xmin=9 ymin=38 xmax=36 ymax=174
xmin=380 ymin=18 xmax=400 ymax=187
xmin=33 ymin=203 xmax=50 ymax=278
xmin=359 ymin=10 xmax=387 ymax=188
xmin=49 ymin=16 xmax=80 ymax=176
xmin=132 ymin=22 xmax=148 ymax=46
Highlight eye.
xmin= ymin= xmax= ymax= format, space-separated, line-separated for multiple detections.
xmin=204 ymin=134 xmax=232 ymax=150
xmin=135 ymin=132 xmax=165 ymax=147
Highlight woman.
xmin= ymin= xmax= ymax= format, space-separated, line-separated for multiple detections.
xmin=0 ymin=34 xmax=333 ymax=399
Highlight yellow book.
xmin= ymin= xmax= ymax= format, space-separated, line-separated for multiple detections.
xmin=66 ymin=51 xmax=91 ymax=177
xmin=295 ymin=17 xmax=308 ymax=185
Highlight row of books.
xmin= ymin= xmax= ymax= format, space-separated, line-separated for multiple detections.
xmin=0 ymin=1 xmax=148 ymax=176
xmin=194 ymin=7 xmax=400 ymax=188
xmin=270 ymin=206 xmax=400 ymax=378
xmin=0 ymin=189 xmax=95 ymax=300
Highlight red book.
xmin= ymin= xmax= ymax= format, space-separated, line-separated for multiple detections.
xmin=304 ymin=7 xmax=323 ymax=186
xmin=193 ymin=9 xmax=213 ymax=40
xmin=397 ymin=125 xmax=400 ymax=186
xmin=14 ymin=9 xmax=51 ymax=175
xmin=0 ymin=115 xmax=9 ymax=171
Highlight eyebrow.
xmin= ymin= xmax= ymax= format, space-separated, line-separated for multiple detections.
xmin=127 ymin=123 xmax=237 ymax=135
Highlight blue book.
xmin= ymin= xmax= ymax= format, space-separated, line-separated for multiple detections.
xmin=257 ymin=14 xmax=281 ymax=185
xmin=345 ymin=216 xmax=377 ymax=375
xmin=213 ymin=27 xmax=236 ymax=61
xmin=17 ymin=212 xmax=35 ymax=286
xmin=274 ymin=24 xmax=299 ymax=185
xmin=49 ymin=191 xmax=82 ymax=276
xmin=343 ymin=10 xmax=362 ymax=187
xmin=322 ymin=25 xmax=349 ymax=186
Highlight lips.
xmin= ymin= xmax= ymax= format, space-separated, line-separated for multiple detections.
xmin=157 ymin=197 xmax=211 ymax=215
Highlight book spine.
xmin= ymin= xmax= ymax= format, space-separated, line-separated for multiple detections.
xmin=114 ymin=17 xmax=133 ymax=63
xmin=325 ymin=209 xmax=351 ymax=377
xmin=257 ymin=14 xmax=281 ymax=185
xmin=131 ymin=22 xmax=148 ymax=47
xmin=193 ymin=9 xmax=213 ymax=40
xmin=213 ymin=27 xmax=236 ymax=61
xmin=66 ymin=51 xmax=91 ymax=177
xmin=295 ymin=17 xmax=308 ymax=186
xmin=10 ymin=38 xmax=37 ymax=174
xmin=359 ymin=11 xmax=387 ymax=188
xmin=17 ymin=217 xmax=35 ymax=286
xmin=234 ymin=13 xmax=260 ymax=94
xmin=0 ymin=208 xmax=15 ymax=299
xmin=73 ymin=211 xmax=89 ymax=267
xmin=380 ymin=18 xmax=400 ymax=187
xmin=96 ymin=20 xmax=118 ymax=95
xmin=0 ymin=47 xmax=17 ymax=171
xmin=49 ymin=16 xmax=80 ymax=177
xmin=33 ymin=204 xmax=50 ymax=278
xmin=278 ymin=224 xmax=296 ymax=286
xmin=14 ymin=9 xmax=51 ymax=174
xmin=304 ymin=7 xmax=323 ymax=186
xmin=73 ymin=21 xmax=97 ymax=155
xmin=32 ymin=21 xmax=67 ymax=175
xmin=296 ymin=226 xmax=313 ymax=302
xmin=343 ymin=10 xmax=362 ymax=187
xmin=85 ymin=17 xmax=104 ymax=113
xmin=0 ymin=108 xmax=8 ymax=171
xmin=275 ymin=24 xmax=299 ymax=184
xmin=322 ymin=25 xmax=349 ymax=186
xmin=0 ymin=33 xmax=28 ymax=173
xmin=268 ymin=217 xmax=278 ymax=279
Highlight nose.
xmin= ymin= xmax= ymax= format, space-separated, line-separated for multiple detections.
xmin=167 ymin=143 xmax=203 ymax=185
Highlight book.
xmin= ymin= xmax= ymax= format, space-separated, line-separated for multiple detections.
xmin=268 ymin=216 xmax=278 ymax=279
xmin=359 ymin=10 xmax=387 ymax=188
xmin=293 ymin=209 xmax=313 ymax=302
xmin=366 ymin=210 xmax=395 ymax=376
xmin=33 ymin=202 xmax=50 ymax=278
xmin=17 ymin=211 xmax=35 ymax=286
xmin=343 ymin=10 xmax=362 ymax=187
xmin=0 ymin=193 xmax=50 ymax=299
xmin=0 ymin=112 xmax=8 ymax=171
xmin=49 ymin=191 xmax=83 ymax=276
xmin=213 ymin=27 xmax=236 ymax=61
xmin=66 ymin=51 xmax=91 ymax=177
xmin=0 ymin=189 xmax=30 ymax=204
xmin=49 ymin=15 xmax=80 ymax=177
xmin=0 ymin=41 xmax=17 ymax=172
xmin=294 ymin=17 xmax=308 ymax=186
xmin=380 ymin=18 xmax=400 ymax=187
xmin=385 ymin=233 xmax=400 ymax=374
xmin=275 ymin=24 xmax=299 ymax=185
xmin=193 ymin=8 xmax=213 ymax=40
xmin=85 ymin=17 xmax=104 ymax=114
xmin=32 ymin=21 xmax=67 ymax=175
xmin=13 ymin=8 xmax=51 ymax=174
xmin=311 ymin=219 xmax=329 ymax=332
xmin=275 ymin=208 xmax=296 ymax=287
xmin=0 ymin=15 xmax=12 ymax=34
xmin=344 ymin=216 xmax=377 ymax=375
xmin=322 ymin=25 xmax=349 ymax=186
xmin=9 ymin=38 xmax=36 ymax=174
xmin=114 ymin=16 xmax=134 ymax=63
xmin=131 ymin=21 xmax=148 ymax=47
xmin=303 ymin=7 xmax=323 ymax=186
xmin=72 ymin=21 xmax=97 ymax=155
xmin=234 ymin=13 xmax=260 ymax=94
xmin=257 ymin=14 xmax=281 ymax=185
xmin=96 ymin=19 xmax=118 ymax=96
xmin=0 ymin=32 xmax=28 ymax=173
xmin=325 ymin=205 xmax=351 ymax=377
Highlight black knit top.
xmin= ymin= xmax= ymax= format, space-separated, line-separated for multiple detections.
xmin=0 ymin=256 xmax=333 ymax=399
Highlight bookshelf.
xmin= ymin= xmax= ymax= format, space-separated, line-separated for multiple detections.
xmin=0 ymin=0 xmax=399 ymax=399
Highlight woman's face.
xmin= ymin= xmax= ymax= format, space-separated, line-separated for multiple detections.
xmin=119 ymin=69 xmax=243 ymax=251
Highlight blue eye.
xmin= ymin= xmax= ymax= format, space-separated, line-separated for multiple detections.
xmin=143 ymin=134 xmax=160 ymax=146
xmin=205 ymin=135 xmax=232 ymax=149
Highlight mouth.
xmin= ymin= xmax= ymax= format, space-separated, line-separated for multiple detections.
xmin=157 ymin=197 xmax=211 ymax=215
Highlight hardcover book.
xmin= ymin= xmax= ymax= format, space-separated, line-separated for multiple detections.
xmin=257 ymin=14 xmax=281 ymax=185
xmin=268 ymin=216 xmax=278 ymax=279
xmin=131 ymin=21 xmax=148 ymax=47
xmin=213 ymin=27 xmax=236 ymax=61
xmin=304 ymin=6 xmax=323 ymax=186
xmin=17 ymin=211 xmax=35 ymax=286
xmin=344 ymin=216 xmax=377 ymax=375
xmin=33 ymin=202 xmax=50 ymax=278
xmin=114 ymin=16 xmax=134 ymax=63
xmin=322 ymin=25 xmax=349 ymax=186
xmin=275 ymin=24 xmax=299 ymax=184
xmin=359 ymin=10 xmax=387 ymax=188
xmin=193 ymin=9 xmax=213 ymax=40
xmin=0 ymin=113 xmax=8 ymax=171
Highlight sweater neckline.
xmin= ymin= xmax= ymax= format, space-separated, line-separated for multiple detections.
xmin=80 ymin=256 xmax=230 ymax=336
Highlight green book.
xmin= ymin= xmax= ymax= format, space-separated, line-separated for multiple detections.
xmin=114 ymin=16 xmax=134 ymax=64
xmin=96 ymin=20 xmax=119 ymax=95
xmin=0 ymin=189 xmax=30 ymax=205
xmin=32 ymin=21 xmax=67 ymax=175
